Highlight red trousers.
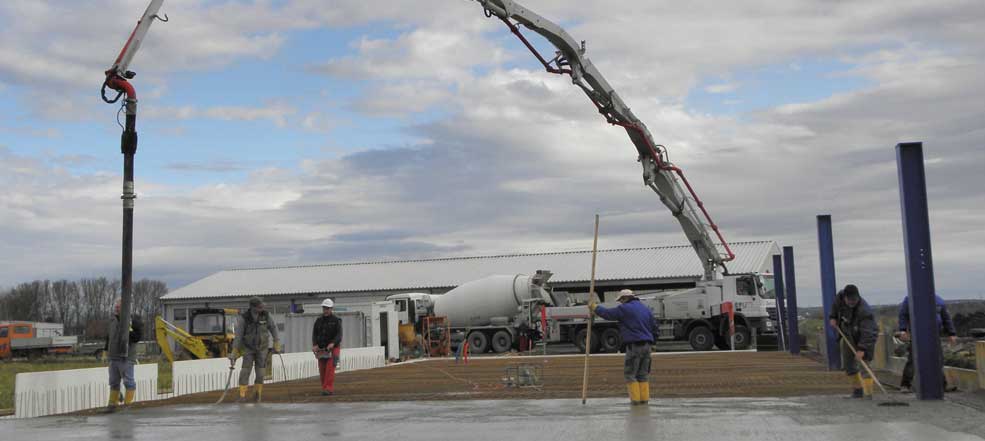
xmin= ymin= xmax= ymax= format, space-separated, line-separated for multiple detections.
xmin=317 ymin=347 xmax=341 ymax=391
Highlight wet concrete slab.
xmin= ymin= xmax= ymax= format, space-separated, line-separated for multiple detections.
xmin=4 ymin=395 xmax=984 ymax=441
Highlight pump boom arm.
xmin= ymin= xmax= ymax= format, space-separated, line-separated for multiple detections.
xmin=475 ymin=0 xmax=734 ymax=279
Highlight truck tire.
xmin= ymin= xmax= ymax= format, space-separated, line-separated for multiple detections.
xmin=467 ymin=331 xmax=490 ymax=354
xmin=714 ymin=334 xmax=730 ymax=350
xmin=600 ymin=328 xmax=622 ymax=353
xmin=490 ymin=330 xmax=513 ymax=353
xmin=574 ymin=328 xmax=601 ymax=354
xmin=733 ymin=326 xmax=751 ymax=350
xmin=688 ymin=326 xmax=714 ymax=351
xmin=713 ymin=326 xmax=752 ymax=350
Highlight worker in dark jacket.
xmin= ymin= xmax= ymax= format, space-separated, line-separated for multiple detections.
xmin=229 ymin=296 xmax=281 ymax=402
xmin=312 ymin=298 xmax=343 ymax=395
xmin=828 ymin=284 xmax=879 ymax=398
xmin=897 ymin=294 xmax=958 ymax=392
xmin=106 ymin=299 xmax=144 ymax=409
xmin=590 ymin=289 xmax=657 ymax=405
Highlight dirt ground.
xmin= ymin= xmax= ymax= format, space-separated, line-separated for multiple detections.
xmin=127 ymin=351 xmax=851 ymax=408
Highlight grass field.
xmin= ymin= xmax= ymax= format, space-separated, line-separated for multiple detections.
xmin=0 ymin=358 xmax=173 ymax=412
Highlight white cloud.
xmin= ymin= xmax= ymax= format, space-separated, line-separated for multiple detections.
xmin=1 ymin=0 xmax=983 ymax=307
xmin=143 ymin=102 xmax=297 ymax=127
xmin=704 ymin=82 xmax=738 ymax=94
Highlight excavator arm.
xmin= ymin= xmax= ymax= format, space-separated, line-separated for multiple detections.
xmin=155 ymin=316 xmax=208 ymax=363
xmin=474 ymin=0 xmax=734 ymax=279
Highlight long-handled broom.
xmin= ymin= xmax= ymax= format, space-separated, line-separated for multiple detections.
xmin=833 ymin=326 xmax=908 ymax=407
xmin=581 ymin=214 xmax=600 ymax=405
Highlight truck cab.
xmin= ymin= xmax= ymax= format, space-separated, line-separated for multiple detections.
xmin=665 ymin=272 xmax=777 ymax=350
xmin=386 ymin=293 xmax=434 ymax=329
xmin=0 ymin=322 xmax=77 ymax=359
xmin=0 ymin=323 xmax=32 ymax=359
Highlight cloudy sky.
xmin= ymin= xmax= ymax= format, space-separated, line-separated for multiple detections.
xmin=1 ymin=0 xmax=982 ymax=306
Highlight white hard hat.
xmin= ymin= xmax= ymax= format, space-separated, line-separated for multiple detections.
xmin=321 ymin=298 xmax=334 ymax=308
xmin=616 ymin=289 xmax=635 ymax=301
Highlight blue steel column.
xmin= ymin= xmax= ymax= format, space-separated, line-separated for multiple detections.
xmin=896 ymin=142 xmax=943 ymax=400
xmin=817 ymin=215 xmax=841 ymax=369
xmin=783 ymin=246 xmax=800 ymax=355
xmin=772 ymin=254 xmax=788 ymax=351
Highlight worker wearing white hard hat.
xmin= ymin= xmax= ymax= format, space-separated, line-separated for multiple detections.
xmin=312 ymin=298 xmax=342 ymax=395
xmin=589 ymin=288 xmax=658 ymax=405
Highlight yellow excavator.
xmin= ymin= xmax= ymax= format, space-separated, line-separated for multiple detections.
xmin=155 ymin=308 xmax=239 ymax=362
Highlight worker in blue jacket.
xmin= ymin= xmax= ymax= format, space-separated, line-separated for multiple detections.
xmin=897 ymin=294 xmax=957 ymax=393
xmin=590 ymin=289 xmax=657 ymax=405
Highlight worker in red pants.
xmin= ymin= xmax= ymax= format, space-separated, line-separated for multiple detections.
xmin=312 ymin=298 xmax=342 ymax=395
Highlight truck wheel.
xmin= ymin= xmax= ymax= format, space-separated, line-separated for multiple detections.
xmin=574 ymin=328 xmax=601 ymax=353
xmin=490 ymin=330 xmax=513 ymax=353
xmin=688 ymin=326 xmax=714 ymax=351
xmin=600 ymin=328 xmax=622 ymax=353
xmin=467 ymin=331 xmax=490 ymax=354
xmin=733 ymin=326 xmax=751 ymax=350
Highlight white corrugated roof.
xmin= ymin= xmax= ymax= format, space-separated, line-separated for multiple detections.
xmin=161 ymin=241 xmax=779 ymax=300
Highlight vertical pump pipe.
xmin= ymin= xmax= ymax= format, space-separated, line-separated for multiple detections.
xmin=896 ymin=142 xmax=943 ymax=400
xmin=102 ymin=0 xmax=164 ymax=359
xmin=817 ymin=215 xmax=841 ymax=369
xmin=772 ymin=254 xmax=787 ymax=352
xmin=783 ymin=246 xmax=800 ymax=355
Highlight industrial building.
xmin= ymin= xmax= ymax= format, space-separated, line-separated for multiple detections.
xmin=159 ymin=241 xmax=780 ymax=333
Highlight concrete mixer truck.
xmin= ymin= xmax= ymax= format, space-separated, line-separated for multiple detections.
xmin=386 ymin=271 xmax=556 ymax=354
xmin=389 ymin=270 xmax=776 ymax=354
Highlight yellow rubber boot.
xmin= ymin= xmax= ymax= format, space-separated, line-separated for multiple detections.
xmin=108 ymin=389 xmax=120 ymax=408
xmin=862 ymin=377 xmax=874 ymax=399
xmin=254 ymin=384 xmax=263 ymax=402
xmin=627 ymin=382 xmax=641 ymax=405
xmin=238 ymin=385 xmax=249 ymax=402
xmin=124 ymin=389 xmax=135 ymax=405
xmin=638 ymin=381 xmax=650 ymax=404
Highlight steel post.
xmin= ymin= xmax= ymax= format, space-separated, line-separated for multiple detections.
xmin=896 ymin=142 xmax=943 ymax=400
xmin=817 ymin=215 xmax=841 ymax=369
xmin=783 ymin=246 xmax=800 ymax=355
xmin=772 ymin=254 xmax=787 ymax=351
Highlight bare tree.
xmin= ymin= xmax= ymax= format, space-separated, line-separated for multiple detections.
xmin=132 ymin=279 xmax=168 ymax=339
xmin=48 ymin=280 xmax=79 ymax=333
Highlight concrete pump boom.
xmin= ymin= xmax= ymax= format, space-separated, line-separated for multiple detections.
xmin=474 ymin=0 xmax=734 ymax=280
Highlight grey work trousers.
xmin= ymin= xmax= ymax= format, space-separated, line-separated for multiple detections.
xmin=623 ymin=342 xmax=652 ymax=382
xmin=108 ymin=359 xmax=135 ymax=390
xmin=840 ymin=340 xmax=872 ymax=378
xmin=238 ymin=349 xmax=269 ymax=386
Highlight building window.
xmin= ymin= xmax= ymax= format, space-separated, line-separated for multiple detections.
xmin=274 ymin=304 xmax=290 ymax=314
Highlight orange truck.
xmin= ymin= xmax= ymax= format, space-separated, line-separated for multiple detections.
xmin=0 ymin=322 xmax=77 ymax=359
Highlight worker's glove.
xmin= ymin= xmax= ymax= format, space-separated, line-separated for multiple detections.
xmin=273 ymin=342 xmax=282 ymax=353
xmin=588 ymin=302 xmax=598 ymax=314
